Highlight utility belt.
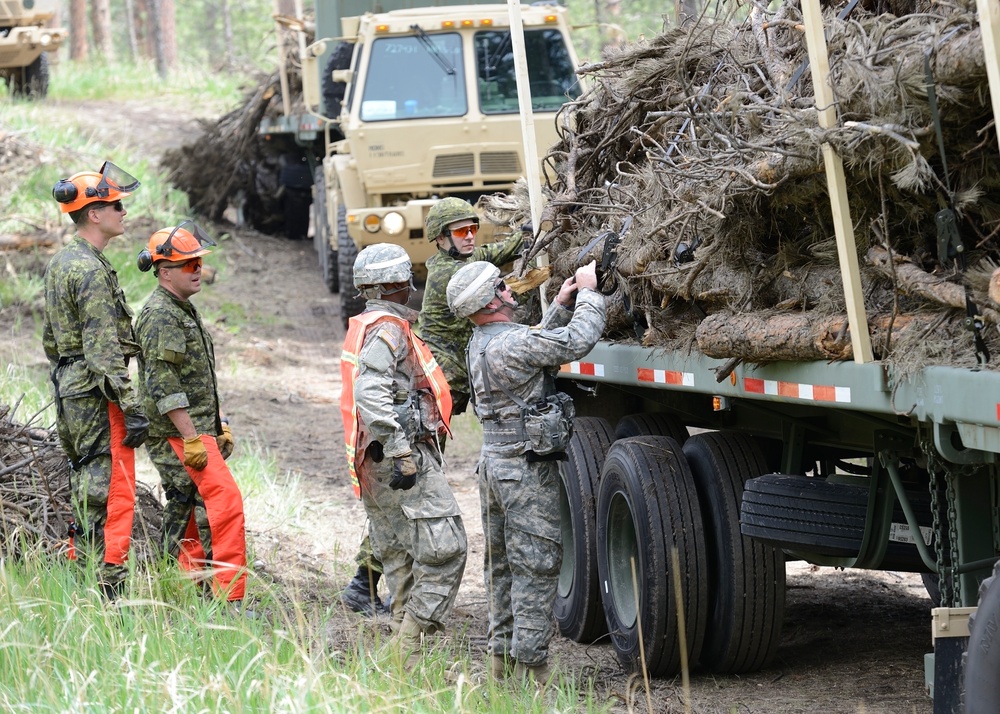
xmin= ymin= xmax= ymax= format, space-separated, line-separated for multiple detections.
xmin=57 ymin=354 xmax=85 ymax=367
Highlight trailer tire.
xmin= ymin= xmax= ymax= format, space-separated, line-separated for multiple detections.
xmin=596 ymin=436 xmax=708 ymax=677
xmin=337 ymin=206 xmax=364 ymax=329
xmin=683 ymin=432 xmax=785 ymax=673
xmin=615 ymin=413 xmax=688 ymax=445
xmin=11 ymin=53 xmax=49 ymax=98
xmin=556 ymin=417 xmax=613 ymax=643
xmin=964 ymin=560 xmax=1000 ymax=714
xmin=741 ymin=474 xmax=871 ymax=555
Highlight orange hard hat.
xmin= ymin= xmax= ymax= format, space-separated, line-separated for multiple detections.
xmin=52 ymin=161 xmax=140 ymax=213
xmin=136 ymin=221 xmax=215 ymax=272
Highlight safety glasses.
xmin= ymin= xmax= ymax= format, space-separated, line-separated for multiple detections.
xmin=494 ymin=279 xmax=507 ymax=293
xmin=163 ymin=258 xmax=202 ymax=274
xmin=95 ymin=200 xmax=124 ymax=213
xmin=450 ymin=224 xmax=479 ymax=239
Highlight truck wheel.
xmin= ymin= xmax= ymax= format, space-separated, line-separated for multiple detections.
xmin=556 ymin=416 xmax=613 ymax=643
xmin=11 ymin=53 xmax=49 ymax=98
xmin=683 ymin=432 xmax=785 ymax=673
xmin=964 ymin=559 xmax=1000 ymax=714
xmin=337 ymin=205 xmax=365 ymax=329
xmin=322 ymin=42 xmax=352 ymax=134
xmin=615 ymin=413 xmax=688 ymax=445
xmin=596 ymin=436 xmax=708 ymax=677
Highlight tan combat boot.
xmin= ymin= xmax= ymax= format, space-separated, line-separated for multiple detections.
xmin=489 ymin=653 xmax=514 ymax=681
xmin=387 ymin=611 xmax=424 ymax=671
xmin=514 ymin=660 xmax=552 ymax=687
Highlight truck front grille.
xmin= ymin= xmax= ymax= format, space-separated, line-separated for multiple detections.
xmin=433 ymin=154 xmax=475 ymax=177
xmin=480 ymin=152 xmax=521 ymax=175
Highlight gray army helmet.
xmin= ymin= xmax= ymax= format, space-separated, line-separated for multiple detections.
xmin=425 ymin=197 xmax=479 ymax=242
xmin=353 ymin=243 xmax=412 ymax=289
xmin=447 ymin=261 xmax=500 ymax=318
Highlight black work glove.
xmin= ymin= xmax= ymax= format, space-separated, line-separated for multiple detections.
xmin=389 ymin=453 xmax=417 ymax=490
xmin=122 ymin=409 xmax=150 ymax=449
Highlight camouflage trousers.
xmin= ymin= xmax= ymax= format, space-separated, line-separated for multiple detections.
xmin=145 ymin=438 xmax=212 ymax=562
xmin=56 ymin=391 xmax=133 ymax=587
xmin=359 ymin=441 xmax=467 ymax=632
xmin=479 ymin=456 xmax=562 ymax=666
xmin=353 ymin=534 xmax=383 ymax=574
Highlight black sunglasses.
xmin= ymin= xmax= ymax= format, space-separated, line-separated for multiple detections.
xmin=93 ymin=200 xmax=124 ymax=213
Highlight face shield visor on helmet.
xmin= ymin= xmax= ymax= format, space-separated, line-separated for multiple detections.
xmin=52 ymin=161 xmax=141 ymax=213
xmin=137 ymin=221 xmax=217 ymax=272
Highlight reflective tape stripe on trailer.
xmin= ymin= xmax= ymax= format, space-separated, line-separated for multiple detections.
xmin=743 ymin=377 xmax=851 ymax=403
xmin=637 ymin=368 xmax=695 ymax=386
xmin=561 ymin=361 xmax=605 ymax=377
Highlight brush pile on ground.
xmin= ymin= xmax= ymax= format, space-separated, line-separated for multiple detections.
xmin=0 ymin=402 xmax=163 ymax=561
xmin=162 ymin=14 xmax=314 ymax=234
xmin=492 ymin=0 xmax=1000 ymax=377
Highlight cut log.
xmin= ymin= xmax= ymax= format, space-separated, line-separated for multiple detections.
xmin=867 ymin=246 xmax=1000 ymax=325
xmin=695 ymin=311 xmax=939 ymax=362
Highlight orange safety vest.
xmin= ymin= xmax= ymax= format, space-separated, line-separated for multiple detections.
xmin=340 ymin=310 xmax=452 ymax=498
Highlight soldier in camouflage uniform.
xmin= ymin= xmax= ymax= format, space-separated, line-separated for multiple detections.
xmin=44 ymin=162 xmax=149 ymax=599
xmin=341 ymin=198 xmax=509 ymax=615
xmin=415 ymin=197 xmax=525 ymax=416
xmin=340 ymin=243 xmax=467 ymax=668
xmin=447 ymin=259 xmax=606 ymax=683
xmin=134 ymin=223 xmax=248 ymax=604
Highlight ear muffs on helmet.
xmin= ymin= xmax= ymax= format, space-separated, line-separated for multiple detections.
xmin=137 ymin=221 xmax=215 ymax=272
xmin=53 ymin=162 xmax=141 ymax=214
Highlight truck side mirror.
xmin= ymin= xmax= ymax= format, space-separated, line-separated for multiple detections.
xmin=332 ymin=69 xmax=354 ymax=84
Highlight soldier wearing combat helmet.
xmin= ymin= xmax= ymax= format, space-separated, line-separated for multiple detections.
xmin=340 ymin=243 xmax=468 ymax=669
xmin=447 ymin=259 xmax=606 ymax=684
xmin=415 ymin=197 xmax=526 ymax=416
xmin=43 ymin=161 xmax=148 ymax=600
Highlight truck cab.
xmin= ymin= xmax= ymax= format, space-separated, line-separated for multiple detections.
xmin=301 ymin=2 xmax=580 ymax=323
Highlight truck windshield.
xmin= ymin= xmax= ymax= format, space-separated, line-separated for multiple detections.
xmin=475 ymin=29 xmax=580 ymax=114
xmin=360 ymin=33 xmax=467 ymax=121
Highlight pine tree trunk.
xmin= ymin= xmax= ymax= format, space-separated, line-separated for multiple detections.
xmin=161 ymin=0 xmax=176 ymax=69
xmin=90 ymin=0 xmax=113 ymax=61
xmin=222 ymin=0 xmax=234 ymax=70
xmin=147 ymin=0 xmax=167 ymax=79
xmin=69 ymin=0 xmax=88 ymax=61
xmin=124 ymin=0 xmax=139 ymax=60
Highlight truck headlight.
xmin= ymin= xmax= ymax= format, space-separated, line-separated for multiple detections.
xmin=362 ymin=214 xmax=381 ymax=233
xmin=382 ymin=212 xmax=405 ymax=236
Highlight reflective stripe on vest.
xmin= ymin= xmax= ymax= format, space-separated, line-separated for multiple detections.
xmin=340 ymin=310 xmax=452 ymax=498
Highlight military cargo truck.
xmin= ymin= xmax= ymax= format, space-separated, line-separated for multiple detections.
xmin=0 ymin=0 xmax=66 ymax=98
xmin=262 ymin=0 xmax=580 ymax=326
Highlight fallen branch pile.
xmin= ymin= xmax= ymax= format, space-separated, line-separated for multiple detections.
xmin=489 ymin=0 xmax=1000 ymax=377
xmin=0 ymin=402 xmax=163 ymax=562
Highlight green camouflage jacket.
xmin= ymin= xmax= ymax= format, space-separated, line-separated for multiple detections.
xmin=414 ymin=233 xmax=523 ymax=396
xmin=135 ymin=286 xmax=222 ymax=438
xmin=42 ymin=236 xmax=140 ymax=410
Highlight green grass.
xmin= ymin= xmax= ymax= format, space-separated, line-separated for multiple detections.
xmin=0 ymin=436 xmax=611 ymax=713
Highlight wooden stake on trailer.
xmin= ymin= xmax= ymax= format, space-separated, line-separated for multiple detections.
xmin=507 ymin=0 xmax=550 ymax=308
xmin=800 ymin=0 xmax=874 ymax=364
xmin=978 ymin=0 xmax=1000 ymax=158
